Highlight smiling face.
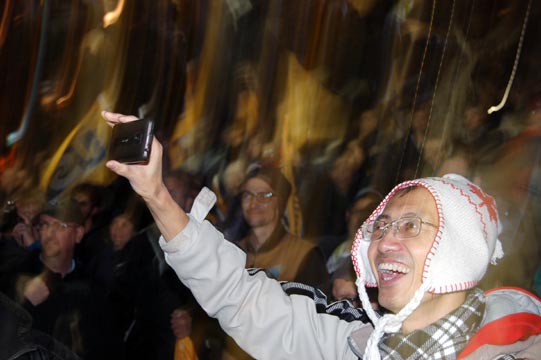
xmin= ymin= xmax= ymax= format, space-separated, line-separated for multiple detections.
xmin=367 ymin=187 xmax=438 ymax=314
xmin=241 ymin=177 xmax=280 ymax=229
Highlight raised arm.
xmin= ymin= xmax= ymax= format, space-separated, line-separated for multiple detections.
xmin=101 ymin=111 xmax=366 ymax=360
xmin=101 ymin=111 xmax=188 ymax=241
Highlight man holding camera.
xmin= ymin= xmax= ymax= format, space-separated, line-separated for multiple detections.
xmin=103 ymin=111 xmax=541 ymax=360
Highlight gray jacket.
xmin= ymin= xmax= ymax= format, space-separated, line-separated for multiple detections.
xmin=160 ymin=188 xmax=541 ymax=359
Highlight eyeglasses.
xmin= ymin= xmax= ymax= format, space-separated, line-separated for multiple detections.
xmin=241 ymin=191 xmax=275 ymax=203
xmin=37 ymin=221 xmax=77 ymax=232
xmin=362 ymin=216 xmax=437 ymax=242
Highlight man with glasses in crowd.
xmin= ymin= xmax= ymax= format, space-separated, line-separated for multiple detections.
xmin=237 ymin=165 xmax=329 ymax=290
xmin=103 ymin=111 xmax=541 ymax=360
xmin=222 ymin=166 xmax=330 ymax=359
xmin=0 ymin=199 xmax=121 ymax=359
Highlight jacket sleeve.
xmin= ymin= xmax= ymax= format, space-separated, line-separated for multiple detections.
xmin=159 ymin=189 xmax=367 ymax=360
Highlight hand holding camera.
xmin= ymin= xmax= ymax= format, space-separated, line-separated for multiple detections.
xmin=102 ymin=111 xmax=189 ymax=241
xmin=103 ymin=111 xmax=163 ymax=201
xmin=109 ymin=117 xmax=154 ymax=164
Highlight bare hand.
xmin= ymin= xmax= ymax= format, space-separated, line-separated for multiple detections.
xmin=102 ymin=111 xmax=189 ymax=241
xmin=24 ymin=276 xmax=50 ymax=306
xmin=101 ymin=111 xmax=165 ymax=202
xmin=170 ymin=309 xmax=192 ymax=339
xmin=12 ymin=222 xmax=36 ymax=248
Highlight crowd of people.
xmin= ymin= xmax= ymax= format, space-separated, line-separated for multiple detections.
xmin=0 ymin=95 xmax=540 ymax=359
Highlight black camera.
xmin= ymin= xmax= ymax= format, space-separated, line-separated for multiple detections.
xmin=109 ymin=118 xmax=154 ymax=164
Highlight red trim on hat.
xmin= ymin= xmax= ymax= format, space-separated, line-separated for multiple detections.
xmin=429 ymin=281 xmax=478 ymax=294
xmin=351 ymin=186 xmax=397 ymax=282
xmin=351 ymin=179 xmax=445 ymax=286
xmin=458 ymin=312 xmax=541 ymax=358
xmin=351 ymin=228 xmax=362 ymax=277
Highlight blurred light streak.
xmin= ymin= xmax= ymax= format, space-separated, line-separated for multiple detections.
xmin=394 ymin=0 xmax=436 ymax=186
xmin=487 ymin=0 xmax=531 ymax=114
xmin=39 ymin=102 xmax=112 ymax=200
xmin=169 ymin=0 xmax=224 ymax=170
xmin=0 ymin=0 xmax=13 ymax=49
xmin=6 ymin=0 xmax=50 ymax=147
xmin=414 ymin=0 xmax=455 ymax=178
xmin=225 ymin=0 xmax=252 ymax=29
xmin=348 ymin=0 xmax=378 ymax=17
xmin=38 ymin=1 xmax=135 ymax=199
xmin=103 ymin=0 xmax=125 ymax=29
xmin=274 ymin=54 xmax=350 ymax=236
xmin=41 ymin=2 xmax=85 ymax=109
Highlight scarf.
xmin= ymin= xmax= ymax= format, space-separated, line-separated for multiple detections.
xmin=379 ymin=288 xmax=485 ymax=359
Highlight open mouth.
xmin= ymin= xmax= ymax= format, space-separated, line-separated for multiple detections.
xmin=377 ymin=263 xmax=410 ymax=282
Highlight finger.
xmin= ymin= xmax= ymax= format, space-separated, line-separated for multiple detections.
xmin=17 ymin=212 xmax=31 ymax=224
xmin=105 ymin=159 xmax=130 ymax=177
xmin=101 ymin=111 xmax=139 ymax=127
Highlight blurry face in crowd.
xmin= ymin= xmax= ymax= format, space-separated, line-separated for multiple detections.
xmin=39 ymin=214 xmax=82 ymax=259
xmin=17 ymin=200 xmax=42 ymax=223
xmin=347 ymin=195 xmax=379 ymax=238
xmin=109 ymin=214 xmax=135 ymax=251
xmin=359 ymin=109 xmax=378 ymax=135
xmin=464 ymin=106 xmax=485 ymax=130
xmin=241 ymin=177 xmax=280 ymax=230
xmin=72 ymin=192 xmax=94 ymax=220
xmin=412 ymin=105 xmax=430 ymax=131
xmin=164 ymin=177 xmax=192 ymax=211
xmin=367 ymin=187 xmax=438 ymax=314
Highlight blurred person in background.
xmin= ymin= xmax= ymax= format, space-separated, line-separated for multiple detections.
xmin=138 ymin=169 xmax=223 ymax=360
xmin=1 ymin=189 xmax=45 ymax=247
xmin=0 ymin=190 xmax=46 ymax=304
xmin=370 ymin=97 xmax=435 ymax=195
xmin=69 ymin=182 xmax=115 ymax=290
xmin=70 ymin=183 xmax=107 ymax=255
xmin=0 ymin=162 xmax=34 ymax=206
xmin=107 ymin=207 xmax=158 ymax=359
xmin=0 ymin=199 xmax=121 ymax=359
xmin=330 ymin=107 xmax=381 ymax=199
xmin=326 ymin=187 xmax=382 ymax=306
xmin=459 ymin=102 xmax=508 ymax=166
xmin=223 ymin=165 xmax=331 ymax=359
xmin=0 ymin=290 xmax=81 ymax=360
xmin=9 ymin=190 xmax=47 ymax=250
xmin=237 ymin=165 xmax=329 ymax=290
xmin=477 ymin=91 xmax=541 ymax=294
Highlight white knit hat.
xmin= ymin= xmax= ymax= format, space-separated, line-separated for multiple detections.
xmin=351 ymin=174 xmax=504 ymax=360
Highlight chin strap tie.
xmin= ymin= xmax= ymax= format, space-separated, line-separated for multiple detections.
xmin=361 ymin=282 xmax=431 ymax=360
